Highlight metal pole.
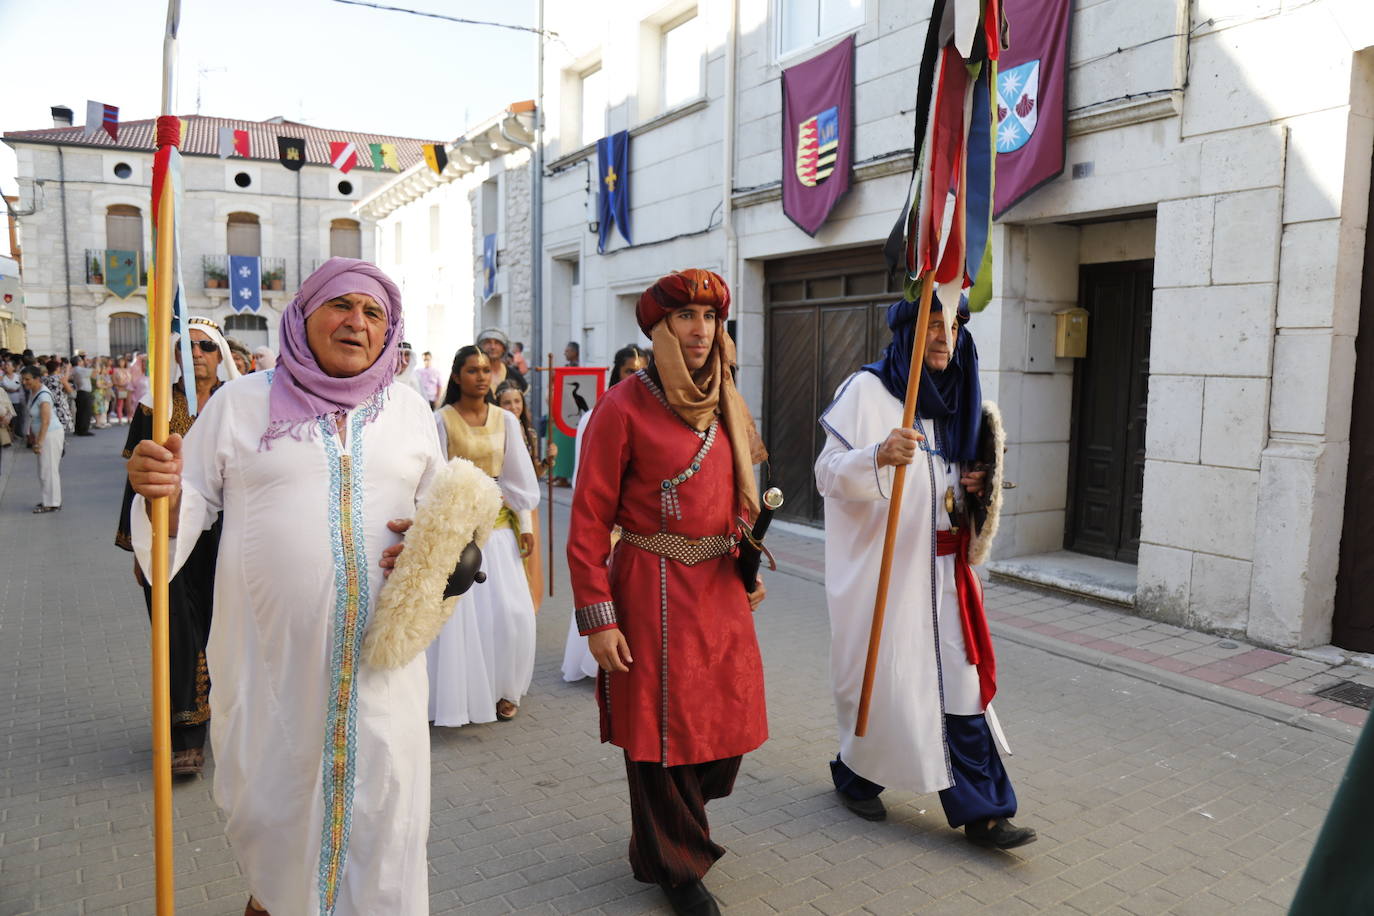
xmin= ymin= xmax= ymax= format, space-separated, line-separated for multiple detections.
xmin=531 ymin=0 xmax=545 ymax=431
xmin=721 ymin=0 xmax=738 ymax=291
xmin=546 ymin=351 xmax=554 ymax=597
xmin=296 ymin=170 xmax=303 ymax=288
xmin=57 ymin=147 xmax=74 ymax=355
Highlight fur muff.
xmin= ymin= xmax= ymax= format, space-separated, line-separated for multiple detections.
xmin=362 ymin=457 xmax=502 ymax=670
xmin=968 ymin=400 xmax=1005 ymax=567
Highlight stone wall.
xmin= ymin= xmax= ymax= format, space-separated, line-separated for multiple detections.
xmin=532 ymin=0 xmax=1374 ymax=650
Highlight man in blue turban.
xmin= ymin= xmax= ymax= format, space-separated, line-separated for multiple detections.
xmin=814 ymin=296 xmax=1036 ymax=849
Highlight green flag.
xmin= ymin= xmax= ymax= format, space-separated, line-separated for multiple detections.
xmin=105 ymin=249 xmax=139 ymax=300
xmin=370 ymin=142 xmax=399 ymax=171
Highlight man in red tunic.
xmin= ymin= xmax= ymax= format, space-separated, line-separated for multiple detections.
xmin=569 ymin=269 xmax=768 ymax=916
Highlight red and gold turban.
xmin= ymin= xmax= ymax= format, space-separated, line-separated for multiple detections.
xmin=636 ymin=268 xmax=731 ymax=335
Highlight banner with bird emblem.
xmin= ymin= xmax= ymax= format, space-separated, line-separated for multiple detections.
xmin=551 ymin=366 xmax=607 ymax=438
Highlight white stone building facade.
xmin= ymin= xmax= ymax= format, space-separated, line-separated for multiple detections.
xmin=3 ymin=112 xmax=435 ymax=357
xmin=0 ymin=253 xmax=21 ymax=351
xmin=536 ymin=0 xmax=1374 ymax=653
xmin=356 ymin=105 xmax=538 ymax=368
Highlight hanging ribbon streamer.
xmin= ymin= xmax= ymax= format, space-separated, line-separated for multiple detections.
xmin=151 ymin=118 xmax=196 ymax=416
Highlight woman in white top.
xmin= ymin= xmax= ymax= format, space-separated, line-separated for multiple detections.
xmin=427 ymin=345 xmax=541 ymax=724
xmin=20 ymin=365 xmax=64 ymax=512
xmin=2 ymin=357 xmax=23 ymax=437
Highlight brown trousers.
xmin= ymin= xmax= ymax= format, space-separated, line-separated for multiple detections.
xmin=624 ymin=752 xmax=742 ymax=887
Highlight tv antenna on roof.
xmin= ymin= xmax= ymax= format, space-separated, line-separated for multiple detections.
xmin=196 ymin=65 xmax=226 ymax=114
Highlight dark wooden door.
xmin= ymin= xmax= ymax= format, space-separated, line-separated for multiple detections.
xmin=764 ymin=247 xmax=900 ymax=524
xmin=1065 ymin=260 xmax=1153 ymax=563
xmin=1334 ymin=158 xmax=1374 ymax=652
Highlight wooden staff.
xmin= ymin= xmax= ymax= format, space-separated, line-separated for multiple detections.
xmin=546 ymin=352 xmax=554 ymax=596
xmin=854 ymin=270 xmax=935 ymax=737
xmin=149 ymin=4 xmax=181 ymax=910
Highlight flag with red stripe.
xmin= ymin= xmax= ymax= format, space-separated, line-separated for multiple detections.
xmin=890 ymin=0 xmax=1006 ymax=316
xmin=330 ymin=141 xmax=359 ymax=174
xmin=218 ymin=126 xmax=250 ymax=158
xmin=84 ymin=100 xmax=119 ymax=141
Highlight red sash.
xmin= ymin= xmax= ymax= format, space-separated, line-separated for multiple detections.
xmin=935 ymin=527 xmax=996 ymax=709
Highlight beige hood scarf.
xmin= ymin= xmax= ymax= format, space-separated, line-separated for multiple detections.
xmin=639 ymin=269 xmax=767 ymax=519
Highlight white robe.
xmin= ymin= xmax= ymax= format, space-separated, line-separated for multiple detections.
xmin=815 ymin=371 xmax=1008 ymax=794
xmin=426 ymin=408 xmax=540 ymax=725
xmin=561 ymin=410 xmax=599 ymax=682
xmin=131 ymin=372 xmax=441 ymax=916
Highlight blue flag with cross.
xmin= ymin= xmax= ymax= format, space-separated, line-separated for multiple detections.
xmin=228 ymin=255 xmax=261 ymax=313
xmin=596 ymin=131 xmax=632 ymax=253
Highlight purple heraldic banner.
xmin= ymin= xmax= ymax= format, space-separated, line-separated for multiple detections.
xmin=993 ymin=0 xmax=1073 ymax=218
xmin=781 ymin=35 xmax=855 ymax=237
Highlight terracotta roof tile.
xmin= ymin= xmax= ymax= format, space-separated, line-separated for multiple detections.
xmin=3 ymin=115 xmax=441 ymax=171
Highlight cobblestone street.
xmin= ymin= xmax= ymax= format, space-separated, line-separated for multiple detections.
xmin=0 ymin=430 xmax=1361 ymax=915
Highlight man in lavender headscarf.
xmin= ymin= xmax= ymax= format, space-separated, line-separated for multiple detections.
xmin=127 ymin=258 xmax=443 ymax=916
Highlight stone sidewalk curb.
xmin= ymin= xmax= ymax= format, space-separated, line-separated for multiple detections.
xmin=557 ymin=493 xmax=1364 ymax=744
xmin=772 ymin=557 xmax=1364 ymax=747
xmin=990 ymin=622 xmax=1362 ymax=746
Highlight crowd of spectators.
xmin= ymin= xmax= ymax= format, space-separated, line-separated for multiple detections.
xmin=0 ymin=337 xmax=273 ymax=513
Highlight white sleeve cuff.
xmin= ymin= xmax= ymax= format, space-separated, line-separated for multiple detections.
xmin=873 ymin=444 xmax=895 ymax=499
xmin=130 ymin=489 xmax=214 ymax=580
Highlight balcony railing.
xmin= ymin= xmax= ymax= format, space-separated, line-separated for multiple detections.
xmin=85 ymin=249 xmax=148 ymax=287
xmin=202 ymin=255 xmax=288 ymax=291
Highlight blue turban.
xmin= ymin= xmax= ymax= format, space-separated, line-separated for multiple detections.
xmin=861 ymin=297 xmax=982 ymax=463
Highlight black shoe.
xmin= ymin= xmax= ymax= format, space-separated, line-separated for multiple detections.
xmin=837 ymin=790 xmax=887 ymax=821
xmin=965 ymin=818 xmax=1037 ymax=849
xmin=661 ymin=878 xmax=720 ymax=916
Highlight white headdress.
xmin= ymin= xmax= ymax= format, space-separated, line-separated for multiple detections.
xmin=140 ymin=316 xmax=240 ymax=407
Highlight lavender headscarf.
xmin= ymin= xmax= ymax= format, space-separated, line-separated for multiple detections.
xmin=262 ymin=257 xmax=404 ymax=448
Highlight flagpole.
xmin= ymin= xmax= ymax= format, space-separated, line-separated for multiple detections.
xmin=546 ymin=352 xmax=554 ymax=597
xmin=854 ymin=269 xmax=934 ymax=738
xmin=148 ymin=3 xmax=181 ymax=913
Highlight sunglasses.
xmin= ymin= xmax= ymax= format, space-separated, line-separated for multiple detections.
xmin=192 ymin=340 xmax=220 ymax=354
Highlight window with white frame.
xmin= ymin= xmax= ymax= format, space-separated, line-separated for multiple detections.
xmin=580 ymin=65 xmax=607 ymax=148
xmin=481 ymin=178 xmax=499 ymax=236
xmin=330 ymin=218 xmax=362 ymax=259
xmin=661 ymin=12 xmax=703 ymax=111
xmin=778 ymin=0 xmax=863 ymax=59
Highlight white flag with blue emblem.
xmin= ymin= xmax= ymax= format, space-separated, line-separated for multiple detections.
xmin=228 ymin=255 xmax=262 ymax=313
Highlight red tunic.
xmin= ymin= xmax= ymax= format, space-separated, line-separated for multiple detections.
xmin=568 ymin=372 xmax=768 ymax=765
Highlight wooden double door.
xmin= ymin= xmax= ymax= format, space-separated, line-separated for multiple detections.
xmin=1065 ymin=260 xmax=1154 ymax=564
xmin=1333 ymin=156 xmax=1374 ymax=652
xmin=763 ymin=248 xmax=1156 ymax=562
xmin=764 ymin=247 xmax=900 ymax=525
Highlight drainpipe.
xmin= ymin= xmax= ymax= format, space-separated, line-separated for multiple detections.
xmin=531 ymin=0 xmax=546 ymax=424
xmin=296 ymin=170 xmax=303 ymax=290
xmin=722 ymin=0 xmax=739 ymax=294
xmin=57 ymin=146 xmax=75 ymax=355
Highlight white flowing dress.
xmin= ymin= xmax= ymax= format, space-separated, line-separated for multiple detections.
xmin=815 ymin=371 xmax=1009 ymax=794
xmin=132 ymin=372 xmax=440 ymax=916
xmin=426 ymin=407 xmax=540 ymax=725
xmin=561 ymin=409 xmax=600 ymax=681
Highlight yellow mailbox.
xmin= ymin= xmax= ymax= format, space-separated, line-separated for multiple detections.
xmin=1054 ymin=308 xmax=1088 ymax=358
